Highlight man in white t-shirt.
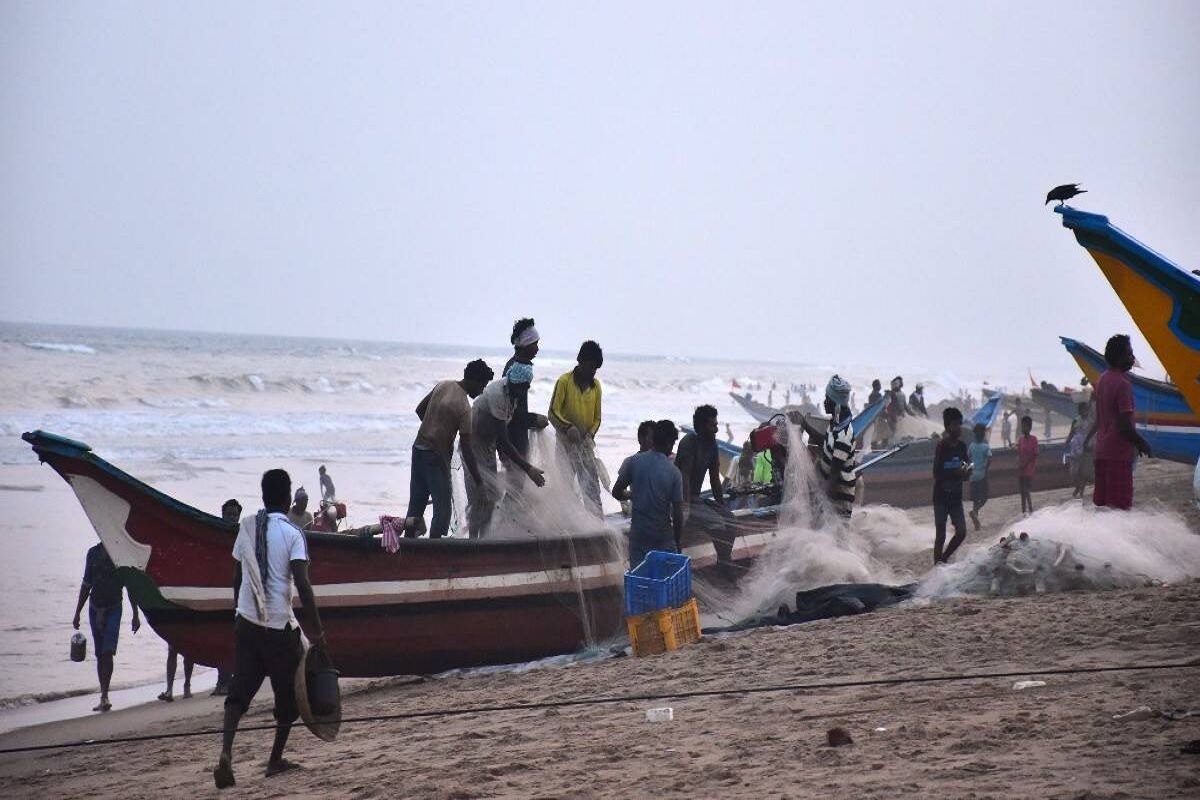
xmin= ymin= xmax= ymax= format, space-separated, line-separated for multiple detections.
xmin=213 ymin=469 xmax=326 ymax=790
xmin=463 ymin=362 xmax=546 ymax=537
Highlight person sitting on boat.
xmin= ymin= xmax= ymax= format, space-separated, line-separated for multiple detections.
xmin=464 ymin=362 xmax=547 ymax=537
xmin=72 ymin=541 xmax=141 ymax=713
xmin=405 ymin=360 xmax=491 ymax=538
xmin=214 ymin=469 xmax=327 ymax=789
xmin=613 ymin=420 xmax=685 ymax=568
xmin=548 ymin=340 xmax=605 ymax=517
xmin=500 ymin=318 xmax=550 ymax=502
xmin=908 ymin=383 xmax=928 ymax=418
xmin=288 ymin=487 xmax=313 ymax=530
xmin=676 ymin=404 xmax=738 ymax=583
xmin=318 ymin=465 xmax=336 ymax=502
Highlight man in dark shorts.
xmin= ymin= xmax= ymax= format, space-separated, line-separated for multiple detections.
xmin=932 ymin=407 xmax=971 ymax=564
xmin=72 ymin=541 xmax=141 ymax=712
xmin=214 ymin=469 xmax=326 ymax=789
xmin=676 ymin=404 xmax=738 ymax=582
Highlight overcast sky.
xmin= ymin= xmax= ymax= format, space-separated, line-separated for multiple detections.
xmin=3 ymin=2 xmax=1198 ymax=375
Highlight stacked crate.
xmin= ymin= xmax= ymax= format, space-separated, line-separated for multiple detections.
xmin=624 ymin=551 xmax=702 ymax=656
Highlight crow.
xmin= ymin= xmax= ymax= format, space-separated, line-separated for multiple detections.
xmin=1046 ymin=183 xmax=1086 ymax=206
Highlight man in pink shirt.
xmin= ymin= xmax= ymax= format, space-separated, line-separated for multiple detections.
xmin=1085 ymin=334 xmax=1152 ymax=509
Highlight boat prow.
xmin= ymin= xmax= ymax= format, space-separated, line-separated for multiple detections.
xmin=1055 ymin=204 xmax=1200 ymax=414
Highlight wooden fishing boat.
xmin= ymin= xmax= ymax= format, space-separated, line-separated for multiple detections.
xmin=1055 ymin=204 xmax=1200 ymax=414
xmin=1060 ymin=336 xmax=1200 ymax=465
xmin=22 ymin=430 xmax=785 ymax=678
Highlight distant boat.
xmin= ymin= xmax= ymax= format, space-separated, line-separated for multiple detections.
xmin=1055 ymin=204 xmax=1200 ymax=415
xmin=729 ymin=391 xmax=818 ymax=424
xmin=1060 ymin=336 xmax=1200 ymax=464
xmin=1030 ymin=381 xmax=1084 ymax=421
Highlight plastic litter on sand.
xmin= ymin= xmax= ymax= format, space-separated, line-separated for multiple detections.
xmin=645 ymin=707 xmax=674 ymax=722
xmin=1013 ymin=680 xmax=1047 ymax=690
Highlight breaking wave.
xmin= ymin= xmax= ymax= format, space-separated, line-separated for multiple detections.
xmin=24 ymin=342 xmax=95 ymax=354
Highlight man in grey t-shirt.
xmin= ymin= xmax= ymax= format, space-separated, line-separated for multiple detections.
xmin=613 ymin=420 xmax=684 ymax=568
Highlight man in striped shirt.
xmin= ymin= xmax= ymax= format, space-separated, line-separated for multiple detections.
xmin=816 ymin=375 xmax=858 ymax=519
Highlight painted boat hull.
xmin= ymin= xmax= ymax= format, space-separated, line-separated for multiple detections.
xmin=858 ymin=439 xmax=1072 ymax=507
xmin=1060 ymin=336 xmax=1200 ymax=464
xmin=21 ymin=430 xmax=783 ymax=677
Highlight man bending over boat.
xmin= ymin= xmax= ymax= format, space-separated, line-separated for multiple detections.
xmin=500 ymin=318 xmax=550 ymax=503
xmin=676 ymin=405 xmax=738 ymax=582
xmin=407 ymin=359 xmax=491 ymax=538
xmin=214 ymin=469 xmax=326 ymax=789
xmin=613 ymin=419 xmax=684 ymax=567
xmin=802 ymin=375 xmax=859 ymax=521
xmin=464 ymin=362 xmax=547 ymax=537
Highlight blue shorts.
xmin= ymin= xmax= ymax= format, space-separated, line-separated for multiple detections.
xmin=89 ymin=603 xmax=122 ymax=655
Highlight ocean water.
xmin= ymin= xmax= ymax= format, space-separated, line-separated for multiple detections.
xmin=0 ymin=320 xmax=1058 ymax=712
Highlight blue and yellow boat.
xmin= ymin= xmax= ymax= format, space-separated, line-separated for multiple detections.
xmin=1055 ymin=205 xmax=1200 ymax=415
xmin=1059 ymin=336 xmax=1200 ymax=465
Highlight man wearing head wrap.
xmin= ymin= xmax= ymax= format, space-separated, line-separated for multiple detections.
xmin=287 ymin=487 xmax=313 ymax=530
xmin=406 ymin=359 xmax=493 ymax=538
xmin=501 ymin=318 xmax=550 ymax=500
xmin=464 ymin=361 xmax=547 ymax=537
xmin=802 ymin=375 xmax=860 ymax=520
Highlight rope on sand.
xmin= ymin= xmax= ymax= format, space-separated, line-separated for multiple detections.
xmin=3 ymin=660 xmax=1196 ymax=755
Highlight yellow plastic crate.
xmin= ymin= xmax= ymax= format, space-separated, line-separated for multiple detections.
xmin=626 ymin=597 xmax=702 ymax=657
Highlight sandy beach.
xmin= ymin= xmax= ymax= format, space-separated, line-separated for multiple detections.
xmin=2 ymin=462 xmax=1198 ymax=798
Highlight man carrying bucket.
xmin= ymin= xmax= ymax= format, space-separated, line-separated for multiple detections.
xmin=72 ymin=541 xmax=141 ymax=713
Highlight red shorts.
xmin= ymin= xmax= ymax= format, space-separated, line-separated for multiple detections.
xmin=1093 ymin=459 xmax=1133 ymax=510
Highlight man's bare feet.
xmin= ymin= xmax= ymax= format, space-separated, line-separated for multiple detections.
xmin=182 ymin=685 xmax=192 ymax=699
xmin=213 ymin=753 xmax=235 ymax=789
xmin=93 ymin=698 xmax=112 ymax=712
xmin=969 ymin=510 xmax=980 ymax=531
xmin=265 ymin=758 xmax=302 ymax=777
xmin=157 ymin=691 xmax=174 ymax=702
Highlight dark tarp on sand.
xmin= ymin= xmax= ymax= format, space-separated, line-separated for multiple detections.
xmin=706 ymin=583 xmax=915 ymax=633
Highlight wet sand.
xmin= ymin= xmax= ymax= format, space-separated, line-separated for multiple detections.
xmin=2 ymin=461 xmax=1198 ymax=798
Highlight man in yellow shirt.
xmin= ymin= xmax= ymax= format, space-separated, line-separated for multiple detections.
xmin=549 ymin=340 xmax=604 ymax=516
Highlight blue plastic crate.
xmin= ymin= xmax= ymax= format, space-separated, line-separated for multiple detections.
xmin=624 ymin=551 xmax=692 ymax=616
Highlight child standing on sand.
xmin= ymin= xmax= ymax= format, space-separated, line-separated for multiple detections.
xmin=967 ymin=422 xmax=992 ymax=530
xmin=933 ymin=407 xmax=972 ymax=565
xmin=1018 ymin=415 xmax=1038 ymax=514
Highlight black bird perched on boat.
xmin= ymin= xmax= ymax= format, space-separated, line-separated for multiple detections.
xmin=1045 ymin=183 xmax=1086 ymax=206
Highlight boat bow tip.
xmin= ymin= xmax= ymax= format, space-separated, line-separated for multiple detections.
xmin=21 ymin=430 xmax=94 ymax=455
